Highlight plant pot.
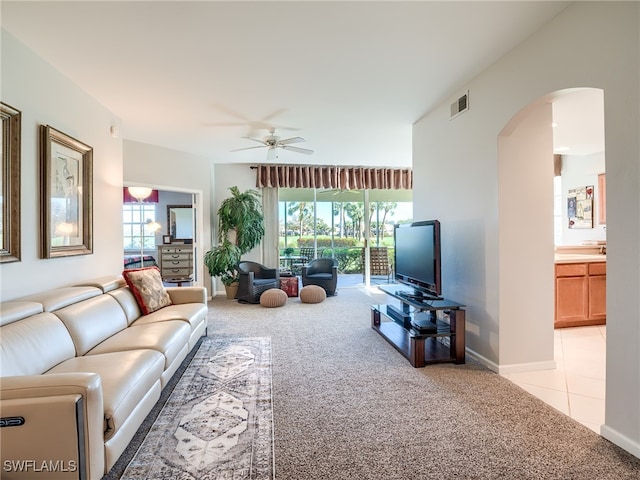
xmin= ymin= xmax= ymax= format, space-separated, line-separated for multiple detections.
xmin=225 ymin=282 xmax=239 ymax=300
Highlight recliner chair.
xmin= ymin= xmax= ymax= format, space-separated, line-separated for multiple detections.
xmin=302 ymin=258 xmax=338 ymax=296
xmin=236 ymin=261 xmax=280 ymax=304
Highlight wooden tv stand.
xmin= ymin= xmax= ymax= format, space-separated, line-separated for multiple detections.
xmin=371 ymin=285 xmax=466 ymax=367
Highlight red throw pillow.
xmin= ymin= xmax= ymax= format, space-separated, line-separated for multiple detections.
xmin=122 ymin=266 xmax=172 ymax=314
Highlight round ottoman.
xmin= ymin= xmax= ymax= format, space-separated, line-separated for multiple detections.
xmin=300 ymin=285 xmax=326 ymax=304
xmin=260 ymin=288 xmax=288 ymax=308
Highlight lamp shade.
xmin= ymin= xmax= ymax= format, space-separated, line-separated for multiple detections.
xmin=127 ymin=186 xmax=153 ymax=201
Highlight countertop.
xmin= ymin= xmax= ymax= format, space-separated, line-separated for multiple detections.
xmin=554 ymin=253 xmax=606 ymax=264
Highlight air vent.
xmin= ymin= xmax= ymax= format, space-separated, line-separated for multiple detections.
xmin=450 ymin=91 xmax=469 ymax=120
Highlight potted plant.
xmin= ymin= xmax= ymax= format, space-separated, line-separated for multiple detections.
xmin=204 ymin=186 xmax=265 ymax=298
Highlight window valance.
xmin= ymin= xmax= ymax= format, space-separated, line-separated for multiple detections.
xmin=255 ymin=165 xmax=412 ymax=190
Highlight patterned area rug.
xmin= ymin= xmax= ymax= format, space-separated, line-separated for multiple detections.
xmin=118 ymin=337 xmax=273 ymax=480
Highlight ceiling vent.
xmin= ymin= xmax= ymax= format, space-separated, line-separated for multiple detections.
xmin=450 ymin=91 xmax=469 ymax=120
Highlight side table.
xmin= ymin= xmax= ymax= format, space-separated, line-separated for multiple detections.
xmin=280 ymin=276 xmax=299 ymax=297
xmin=164 ymin=275 xmax=193 ymax=287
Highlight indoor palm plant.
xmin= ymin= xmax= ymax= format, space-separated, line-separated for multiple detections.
xmin=204 ymin=186 xmax=265 ymax=298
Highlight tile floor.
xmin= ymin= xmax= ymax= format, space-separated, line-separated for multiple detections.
xmin=502 ymin=325 xmax=606 ymax=433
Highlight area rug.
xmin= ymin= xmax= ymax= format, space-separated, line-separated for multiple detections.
xmin=117 ymin=336 xmax=274 ymax=480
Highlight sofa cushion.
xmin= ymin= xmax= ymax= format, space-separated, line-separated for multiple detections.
xmin=0 ymin=312 xmax=76 ymax=376
xmin=0 ymin=301 xmax=44 ymax=326
xmin=75 ymin=276 xmax=126 ymax=293
xmin=122 ymin=267 xmax=172 ymax=315
xmin=108 ymin=287 xmax=142 ymax=326
xmin=47 ymin=349 xmax=165 ymax=440
xmin=87 ymin=320 xmax=191 ymax=371
xmin=54 ymin=295 xmax=129 ymax=356
xmin=132 ymin=303 xmax=208 ymax=332
xmin=18 ymin=286 xmax=102 ymax=312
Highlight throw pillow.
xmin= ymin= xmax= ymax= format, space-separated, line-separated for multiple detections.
xmin=122 ymin=266 xmax=172 ymax=314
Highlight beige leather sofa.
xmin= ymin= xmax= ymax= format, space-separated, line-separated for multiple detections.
xmin=0 ymin=275 xmax=208 ymax=480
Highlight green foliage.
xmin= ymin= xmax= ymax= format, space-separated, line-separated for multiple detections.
xmin=203 ymin=240 xmax=241 ymax=286
xmin=217 ymin=186 xmax=265 ymax=253
xmin=204 ymin=186 xmax=265 ymax=285
xmin=332 ymin=248 xmax=365 ymax=273
xmin=297 ymin=236 xmax=359 ymax=248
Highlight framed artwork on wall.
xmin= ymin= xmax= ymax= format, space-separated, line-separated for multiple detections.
xmin=40 ymin=125 xmax=93 ymax=258
xmin=0 ymin=102 xmax=21 ymax=263
xmin=568 ymin=185 xmax=594 ymax=229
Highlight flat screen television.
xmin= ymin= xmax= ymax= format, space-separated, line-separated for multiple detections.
xmin=393 ymin=220 xmax=441 ymax=300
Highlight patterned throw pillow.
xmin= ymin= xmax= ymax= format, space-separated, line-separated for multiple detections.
xmin=122 ymin=266 xmax=172 ymax=314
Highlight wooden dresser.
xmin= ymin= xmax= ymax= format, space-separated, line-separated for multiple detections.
xmin=157 ymin=244 xmax=193 ymax=280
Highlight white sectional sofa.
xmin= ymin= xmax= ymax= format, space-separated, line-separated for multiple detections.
xmin=0 ymin=275 xmax=208 ymax=480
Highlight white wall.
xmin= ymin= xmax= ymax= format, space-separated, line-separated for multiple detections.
xmin=124 ymin=140 xmax=213 ymax=294
xmin=413 ymin=2 xmax=639 ymax=456
xmin=558 ymin=152 xmax=607 ymax=245
xmin=0 ymin=30 xmax=124 ymax=301
xmin=211 ymin=163 xmax=260 ymax=295
xmin=498 ymin=102 xmax=555 ymax=370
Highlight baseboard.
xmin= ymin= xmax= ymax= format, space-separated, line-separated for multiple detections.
xmin=464 ymin=348 xmax=499 ymax=373
xmin=464 ymin=348 xmax=556 ymax=375
xmin=600 ymin=424 xmax=640 ymax=459
xmin=497 ymin=360 xmax=557 ymax=375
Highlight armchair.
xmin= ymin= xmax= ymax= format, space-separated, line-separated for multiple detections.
xmin=302 ymin=258 xmax=338 ymax=296
xmin=236 ymin=261 xmax=280 ymax=304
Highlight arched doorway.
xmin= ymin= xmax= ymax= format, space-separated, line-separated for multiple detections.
xmin=497 ymin=88 xmax=606 ymax=431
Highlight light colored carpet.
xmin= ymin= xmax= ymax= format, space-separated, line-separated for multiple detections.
xmin=207 ymin=286 xmax=640 ymax=480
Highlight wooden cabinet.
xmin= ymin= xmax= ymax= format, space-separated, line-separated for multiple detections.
xmin=588 ymin=262 xmax=606 ymax=321
xmin=555 ymin=261 xmax=605 ymax=328
xmin=157 ymin=244 xmax=193 ymax=280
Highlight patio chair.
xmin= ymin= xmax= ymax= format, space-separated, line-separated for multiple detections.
xmin=302 ymin=258 xmax=338 ymax=296
xmin=236 ymin=261 xmax=280 ymax=304
xmin=364 ymin=247 xmax=393 ymax=283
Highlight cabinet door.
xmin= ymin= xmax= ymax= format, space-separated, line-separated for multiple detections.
xmin=588 ymin=275 xmax=606 ymax=321
xmin=555 ymin=276 xmax=588 ymax=326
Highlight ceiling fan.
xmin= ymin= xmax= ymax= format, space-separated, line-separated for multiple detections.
xmin=230 ymin=128 xmax=313 ymax=160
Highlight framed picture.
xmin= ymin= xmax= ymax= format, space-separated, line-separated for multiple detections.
xmin=0 ymin=102 xmax=21 ymax=263
xmin=40 ymin=125 xmax=93 ymax=258
xmin=567 ymin=185 xmax=594 ymax=229
xmin=162 ymin=235 xmax=172 ymax=244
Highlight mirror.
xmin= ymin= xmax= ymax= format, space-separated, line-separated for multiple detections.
xmin=1 ymin=102 xmax=21 ymax=263
xmin=167 ymin=205 xmax=193 ymax=242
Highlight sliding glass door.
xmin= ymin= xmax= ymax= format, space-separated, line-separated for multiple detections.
xmin=278 ymin=188 xmax=412 ymax=286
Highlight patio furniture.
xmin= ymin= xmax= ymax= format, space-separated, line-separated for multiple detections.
xmin=236 ymin=261 xmax=280 ymax=304
xmin=302 ymin=258 xmax=338 ymax=296
xmin=364 ymin=247 xmax=393 ymax=283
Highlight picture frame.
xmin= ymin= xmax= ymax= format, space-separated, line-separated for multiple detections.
xmin=40 ymin=125 xmax=93 ymax=258
xmin=567 ymin=185 xmax=594 ymax=229
xmin=0 ymin=102 xmax=21 ymax=263
xmin=162 ymin=235 xmax=172 ymax=244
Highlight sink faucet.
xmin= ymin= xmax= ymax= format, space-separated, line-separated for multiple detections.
xmin=599 ymin=245 xmax=607 ymax=255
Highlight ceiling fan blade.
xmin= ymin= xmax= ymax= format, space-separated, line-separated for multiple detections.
xmin=243 ymin=136 xmax=268 ymax=145
xmin=281 ymin=145 xmax=314 ymax=155
xmin=230 ymin=145 xmax=267 ymax=152
xmin=278 ymin=136 xmax=305 ymax=145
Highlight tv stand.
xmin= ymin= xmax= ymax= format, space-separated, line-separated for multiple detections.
xmin=371 ymin=284 xmax=466 ymax=367
xmin=396 ymin=289 xmax=442 ymax=303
